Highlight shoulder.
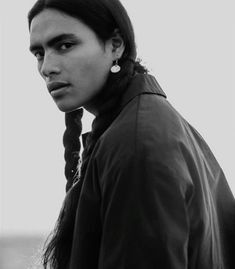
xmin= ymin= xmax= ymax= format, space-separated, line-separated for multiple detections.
xmin=94 ymin=92 xmax=189 ymax=165
xmin=92 ymin=93 xmax=194 ymax=198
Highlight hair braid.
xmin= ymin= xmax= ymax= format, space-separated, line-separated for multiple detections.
xmin=79 ymin=61 xmax=138 ymax=180
xmin=63 ymin=108 xmax=83 ymax=192
xmin=42 ymin=109 xmax=83 ymax=268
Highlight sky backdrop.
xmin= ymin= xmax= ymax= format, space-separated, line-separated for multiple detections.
xmin=1 ymin=0 xmax=235 ymax=235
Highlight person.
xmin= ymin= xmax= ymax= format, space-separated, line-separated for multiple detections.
xmin=28 ymin=0 xmax=235 ymax=268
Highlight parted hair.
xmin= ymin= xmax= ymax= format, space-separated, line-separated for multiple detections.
xmin=28 ymin=0 xmax=147 ymax=268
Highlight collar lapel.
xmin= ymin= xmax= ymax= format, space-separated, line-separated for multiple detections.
xmin=120 ymin=74 xmax=167 ymax=109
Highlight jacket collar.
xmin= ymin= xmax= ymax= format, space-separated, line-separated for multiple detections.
xmin=120 ymin=73 xmax=167 ymax=109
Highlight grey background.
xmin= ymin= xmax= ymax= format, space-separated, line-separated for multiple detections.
xmin=1 ymin=0 xmax=235 ymax=236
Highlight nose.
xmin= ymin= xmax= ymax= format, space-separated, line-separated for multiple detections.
xmin=40 ymin=52 xmax=61 ymax=78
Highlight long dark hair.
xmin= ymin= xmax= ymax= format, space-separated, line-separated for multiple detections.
xmin=28 ymin=0 xmax=147 ymax=268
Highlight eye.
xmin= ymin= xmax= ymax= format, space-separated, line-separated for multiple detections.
xmin=59 ymin=42 xmax=74 ymax=50
xmin=34 ymin=51 xmax=44 ymax=61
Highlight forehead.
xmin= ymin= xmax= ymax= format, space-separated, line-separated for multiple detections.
xmin=30 ymin=9 xmax=91 ymax=45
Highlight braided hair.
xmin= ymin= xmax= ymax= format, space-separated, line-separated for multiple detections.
xmin=28 ymin=0 xmax=147 ymax=268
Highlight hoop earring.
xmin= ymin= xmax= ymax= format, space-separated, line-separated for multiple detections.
xmin=110 ymin=59 xmax=121 ymax=73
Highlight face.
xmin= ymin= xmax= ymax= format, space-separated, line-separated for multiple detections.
xmin=30 ymin=9 xmax=119 ymax=113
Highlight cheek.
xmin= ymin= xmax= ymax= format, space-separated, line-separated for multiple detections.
xmin=70 ymin=51 xmax=111 ymax=87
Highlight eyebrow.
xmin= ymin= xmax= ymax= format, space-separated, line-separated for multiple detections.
xmin=29 ymin=33 xmax=78 ymax=53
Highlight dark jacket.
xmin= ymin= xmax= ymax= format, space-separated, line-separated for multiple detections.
xmin=69 ymin=74 xmax=235 ymax=269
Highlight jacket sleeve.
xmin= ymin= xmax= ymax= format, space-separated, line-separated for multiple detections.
xmin=97 ymin=148 xmax=193 ymax=269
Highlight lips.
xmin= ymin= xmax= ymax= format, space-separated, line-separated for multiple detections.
xmin=47 ymin=82 xmax=70 ymax=93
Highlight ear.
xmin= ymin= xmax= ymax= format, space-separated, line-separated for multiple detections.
xmin=110 ymin=29 xmax=125 ymax=60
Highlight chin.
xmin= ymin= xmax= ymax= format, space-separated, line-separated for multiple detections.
xmin=55 ymin=102 xmax=81 ymax=113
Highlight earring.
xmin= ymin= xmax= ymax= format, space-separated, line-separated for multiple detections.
xmin=110 ymin=59 xmax=121 ymax=73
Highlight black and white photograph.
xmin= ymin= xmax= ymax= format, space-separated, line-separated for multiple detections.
xmin=1 ymin=0 xmax=235 ymax=268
